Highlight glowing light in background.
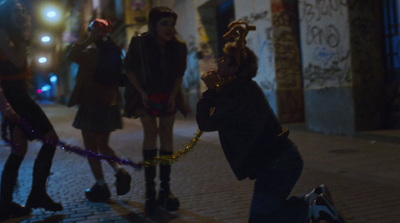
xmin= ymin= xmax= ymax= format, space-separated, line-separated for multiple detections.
xmin=41 ymin=85 xmax=51 ymax=91
xmin=40 ymin=4 xmax=62 ymax=25
xmin=46 ymin=11 xmax=56 ymax=18
xmin=38 ymin=57 xmax=48 ymax=64
xmin=41 ymin=35 xmax=51 ymax=43
xmin=37 ymin=84 xmax=52 ymax=94
xmin=50 ymin=75 xmax=58 ymax=83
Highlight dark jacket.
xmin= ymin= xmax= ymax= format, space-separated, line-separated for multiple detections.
xmin=67 ymin=41 xmax=122 ymax=107
xmin=123 ymin=34 xmax=188 ymax=117
xmin=196 ymin=77 xmax=293 ymax=180
xmin=0 ymin=49 xmax=31 ymax=81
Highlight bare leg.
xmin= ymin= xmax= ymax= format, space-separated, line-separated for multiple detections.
xmin=95 ymin=132 xmax=131 ymax=196
xmin=82 ymin=131 xmax=111 ymax=202
xmin=94 ymin=132 xmax=119 ymax=170
xmin=82 ymin=131 xmax=104 ymax=181
xmin=159 ymin=114 xmax=175 ymax=153
xmin=140 ymin=115 xmax=158 ymax=151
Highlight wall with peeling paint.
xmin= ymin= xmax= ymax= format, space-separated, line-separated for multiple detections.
xmin=154 ymin=0 xmax=305 ymax=122
xmin=299 ymin=0 xmax=355 ymax=134
xmin=299 ymin=0 xmax=386 ymax=134
xmin=149 ymin=0 xmax=386 ymax=134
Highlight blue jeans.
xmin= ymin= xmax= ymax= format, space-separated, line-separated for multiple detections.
xmin=249 ymin=146 xmax=309 ymax=223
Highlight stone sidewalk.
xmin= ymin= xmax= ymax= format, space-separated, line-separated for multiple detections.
xmin=1 ymin=104 xmax=400 ymax=223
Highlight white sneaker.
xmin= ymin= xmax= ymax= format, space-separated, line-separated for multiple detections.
xmin=310 ymin=193 xmax=345 ymax=223
xmin=305 ymin=184 xmax=333 ymax=206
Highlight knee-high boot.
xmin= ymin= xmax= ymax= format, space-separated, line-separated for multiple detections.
xmin=26 ymin=143 xmax=63 ymax=211
xmin=0 ymin=153 xmax=31 ymax=220
xmin=158 ymin=150 xmax=180 ymax=211
xmin=143 ymin=149 xmax=157 ymax=215
xmin=1 ymin=153 xmax=23 ymax=205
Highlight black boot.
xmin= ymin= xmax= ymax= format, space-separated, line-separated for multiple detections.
xmin=143 ymin=149 xmax=157 ymax=216
xmin=0 ymin=202 xmax=32 ymax=221
xmin=115 ymin=168 xmax=131 ymax=196
xmin=85 ymin=183 xmax=111 ymax=202
xmin=0 ymin=153 xmax=32 ymax=220
xmin=158 ymin=150 xmax=180 ymax=211
xmin=25 ymin=144 xmax=63 ymax=212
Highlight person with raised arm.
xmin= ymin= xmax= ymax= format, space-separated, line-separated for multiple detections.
xmin=67 ymin=19 xmax=131 ymax=202
xmin=196 ymin=21 xmax=345 ymax=223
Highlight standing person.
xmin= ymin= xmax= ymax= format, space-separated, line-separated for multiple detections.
xmin=124 ymin=6 xmax=188 ymax=215
xmin=196 ymin=22 xmax=345 ymax=223
xmin=67 ymin=19 xmax=131 ymax=202
xmin=0 ymin=0 xmax=63 ymax=220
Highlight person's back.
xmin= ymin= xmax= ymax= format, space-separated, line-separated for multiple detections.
xmin=205 ymin=75 xmax=288 ymax=180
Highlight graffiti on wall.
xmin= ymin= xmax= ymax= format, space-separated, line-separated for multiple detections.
xmin=238 ymin=10 xmax=276 ymax=91
xmin=238 ymin=10 xmax=269 ymax=25
xmin=303 ymin=50 xmax=351 ymax=88
xmin=197 ymin=8 xmax=218 ymax=75
xmin=300 ymin=0 xmax=347 ymax=22
xmin=271 ymin=2 xmax=303 ymax=90
xmin=300 ymin=0 xmax=351 ymax=89
xmin=256 ymin=28 xmax=276 ymax=91
xmin=183 ymin=35 xmax=200 ymax=93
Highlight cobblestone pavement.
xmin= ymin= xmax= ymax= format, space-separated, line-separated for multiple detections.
xmin=1 ymin=104 xmax=400 ymax=223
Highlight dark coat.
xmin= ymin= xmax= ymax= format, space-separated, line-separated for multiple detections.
xmin=67 ymin=41 xmax=122 ymax=107
xmin=196 ymin=77 xmax=293 ymax=180
xmin=123 ymin=33 xmax=188 ymax=118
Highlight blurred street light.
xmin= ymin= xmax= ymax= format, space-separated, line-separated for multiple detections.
xmin=30 ymin=1 xmax=65 ymax=101
xmin=39 ymin=3 xmax=62 ymax=25
xmin=41 ymin=35 xmax=51 ymax=43
xmin=38 ymin=57 xmax=48 ymax=64
xmin=37 ymin=84 xmax=52 ymax=94
xmin=50 ymin=74 xmax=58 ymax=83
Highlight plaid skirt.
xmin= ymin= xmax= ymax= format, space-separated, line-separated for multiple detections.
xmin=73 ymin=105 xmax=122 ymax=132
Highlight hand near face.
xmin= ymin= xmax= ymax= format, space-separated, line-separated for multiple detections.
xmin=87 ymin=27 xmax=103 ymax=43
xmin=201 ymin=69 xmax=220 ymax=90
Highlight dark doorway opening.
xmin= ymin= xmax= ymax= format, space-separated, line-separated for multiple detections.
xmin=216 ymin=0 xmax=235 ymax=58
xmin=383 ymin=0 xmax=400 ymax=128
xmin=383 ymin=0 xmax=400 ymax=81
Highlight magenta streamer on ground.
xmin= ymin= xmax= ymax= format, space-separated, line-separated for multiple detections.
xmin=1 ymin=118 xmax=143 ymax=169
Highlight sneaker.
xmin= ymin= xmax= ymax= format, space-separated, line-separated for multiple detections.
xmin=115 ymin=168 xmax=131 ymax=195
xmin=310 ymin=193 xmax=345 ymax=223
xmin=85 ymin=183 xmax=111 ymax=202
xmin=0 ymin=202 xmax=32 ymax=221
xmin=305 ymin=184 xmax=333 ymax=206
